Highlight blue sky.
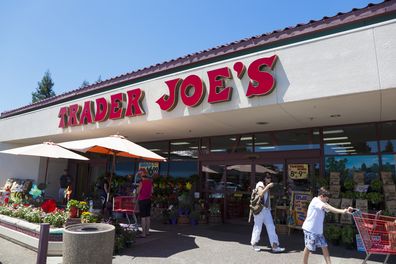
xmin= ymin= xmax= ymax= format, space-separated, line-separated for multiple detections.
xmin=0 ymin=0 xmax=382 ymax=114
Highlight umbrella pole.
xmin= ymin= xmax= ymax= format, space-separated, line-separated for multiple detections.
xmin=44 ymin=157 xmax=49 ymax=186
xmin=107 ymin=152 xmax=116 ymax=202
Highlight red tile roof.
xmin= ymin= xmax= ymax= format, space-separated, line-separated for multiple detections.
xmin=1 ymin=0 xmax=395 ymax=118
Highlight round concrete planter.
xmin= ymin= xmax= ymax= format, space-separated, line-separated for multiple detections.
xmin=63 ymin=223 xmax=115 ymax=264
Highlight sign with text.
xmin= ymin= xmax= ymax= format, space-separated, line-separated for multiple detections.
xmin=138 ymin=161 xmax=160 ymax=178
xmin=289 ymin=191 xmax=312 ymax=226
xmin=288 ymin=164 xmax=309 ymax=180
xmin=58 ymin=55 xmax=278 ymax=128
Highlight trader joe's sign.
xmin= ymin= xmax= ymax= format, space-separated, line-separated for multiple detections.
xmin=288 ymin=164 xmax=309 ymax=180
xmin=58 ymin=55 xmax=278 ymax=128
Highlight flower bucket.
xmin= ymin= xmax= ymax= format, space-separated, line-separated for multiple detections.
xmin=69 ymin=206 xmax=79 ymax=218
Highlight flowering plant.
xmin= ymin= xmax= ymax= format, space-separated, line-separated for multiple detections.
xmin=81 ymin=211 xmax=98 ymax=223
xmin=78 ymin=201 xmax=89 ymax=212
xmin=41 ymin=199 xmax=57 ymax=213
xmin=66 ymin=199 xmax=79 ymax=210
xmin=43 ymin=209 xmax=67 ymax=228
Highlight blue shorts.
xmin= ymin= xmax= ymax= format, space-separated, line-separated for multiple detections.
xmin=303 ymin=230 xmax=328 ymax=252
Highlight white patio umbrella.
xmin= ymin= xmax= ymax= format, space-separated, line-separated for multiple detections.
xmin=202 ymin=166 xmax=219 ymax=174
xmin=226 ymin=164 xmax=277 ymax=174
xmin=59 ymin=134 xmax=166 ymax=201
xmin=0 ymin=142 xmax=89 ymax=184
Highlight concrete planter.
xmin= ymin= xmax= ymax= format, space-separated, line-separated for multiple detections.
xmin=63 ymin=223 xmax=115 ymax=264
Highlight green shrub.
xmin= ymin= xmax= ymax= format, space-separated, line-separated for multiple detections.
xmin=370 ymin=179 xmax=382 ymax=192
xmin=341 ymin=225 xmax=355 ymax=245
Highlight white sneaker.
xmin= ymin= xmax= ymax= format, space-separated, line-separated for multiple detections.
xmin=252 ymin=244 xmax=261 ymax=252
xmin=272 ymin=247 xmax=285 ymax=253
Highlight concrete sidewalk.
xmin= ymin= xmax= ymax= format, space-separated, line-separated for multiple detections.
xmin=0 ymin=221 xmax=394 ymax=263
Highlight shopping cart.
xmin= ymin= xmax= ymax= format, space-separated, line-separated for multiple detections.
xmin=113 ymin=196 xmax=138 ymax=228
xmin=352 ymin=210 xmax=396 ymax=264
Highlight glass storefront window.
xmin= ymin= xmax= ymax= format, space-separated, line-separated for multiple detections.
xmin=380 ymin=122 xmax=396 ymax=153
xmin=325 ymin=155 xmax=380 ymax=184
xmin=324 ymin=124 xmax=378 ymax=155
xmin=255 ymin=129 xmax=319 ymax=152
xmin=209 ymin=135 xmax=237 ymax=153
xmin=231 ymin=135 xmax=253 ymax=153
xmin=381 ymin=154 xmax=396 ymax=182
xmin=168 ymin=161 xmax=198 ymax=179
xmin=139 ymin=141 xmax=169 ymax=159
xmin=170 ymin=139 xmax=199 ymax=160
xmin=114 ymin=157 xmax=137 ymax=177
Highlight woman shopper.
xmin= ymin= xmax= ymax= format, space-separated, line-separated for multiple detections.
xmin=250 ymin=173 xmax=285 ymax=252
xmin=302 ymin=187 xmax=353 ymax=264
xmin=137 ymin=169 xmax=153 ymax=237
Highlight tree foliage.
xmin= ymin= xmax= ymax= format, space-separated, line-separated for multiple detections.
xmin=80 ymin=80 xmax=90 ymax=88
xmin=32 ymin=70 xmax=55 ymax=103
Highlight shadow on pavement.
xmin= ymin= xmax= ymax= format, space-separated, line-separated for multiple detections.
xmin=117 ymin=220 xmax=395 ymax=263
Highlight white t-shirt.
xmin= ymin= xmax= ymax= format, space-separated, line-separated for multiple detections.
xmin=302 ymin=197 xmax=328 ymax=235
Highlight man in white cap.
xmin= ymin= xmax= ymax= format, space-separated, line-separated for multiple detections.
xmin=250 ymin=174 xmax=285 ymax=253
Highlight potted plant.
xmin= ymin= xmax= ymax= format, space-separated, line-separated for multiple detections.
xmin=341 ymin=225 xmax=355 ymax=249
xmin=80 ymin=211 xmax=98 ymax=223
xmin=189 ymin=210 xmax=200 ymax=225
xmin=208 ymin=203 xmax=222 ymax=224
xmin=67 ymin=199 xmax=80 ymax=218
xmin=324 ymin=224 xmax=341 ymax=245
xmin=370 ymin=179 xmax=382 ymax=192
xmin=78 ymin=201 xmax=89 ymax=213
xmin=169 ymin=207 xmax=178 ymax=225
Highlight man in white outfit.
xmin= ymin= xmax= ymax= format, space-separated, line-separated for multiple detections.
xmin=250 ymin=174 xmax=285 ymax=253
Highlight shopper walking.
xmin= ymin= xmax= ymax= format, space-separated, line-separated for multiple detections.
xmin=250 ymin=173 xmax=285 ymax=252
xmin=137 ymin=168 xmax=153 ymax=238
xmin=302 ymin=187 xmax=353 ymax=264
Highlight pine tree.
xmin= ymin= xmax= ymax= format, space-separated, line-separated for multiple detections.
xmin=32 ymin=70 xmax=55 ymax=103
xmin=80 ymin=80 xmax=90 ymax=88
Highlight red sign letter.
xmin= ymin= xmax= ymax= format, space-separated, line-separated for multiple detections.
xmin=94 ymin=97 xmax=109 ymax=122
xmin=125 ymin=88 xmax=145 ymax=117
xmin=180 ymin=75 xmax=205 ymax=107
xmin=58 ymin=107 xmax=69 ymax=128
xmin=246 ymin=55 xmax=277 ymax=97
xmin=67 ymin=104 xmax=81 ymax=127
xmin=79 ymin=101 xmax=94 ymax=125
xmin=109 ymin=93 xmax=126 ymax=120
xmin=156 ymin=78 xmax=181 ymax=111
xmin=207 ymin=67 xmax=232 ymax=104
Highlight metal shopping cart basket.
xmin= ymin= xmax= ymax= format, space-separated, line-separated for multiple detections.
xmin=352 ymin=210 xmax=396 ymax=264
xmin=113 ymin=196 xmax=138 ymax=230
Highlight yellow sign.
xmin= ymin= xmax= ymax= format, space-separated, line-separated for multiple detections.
xmin=288 ymin=164 xmax=309 ymax=179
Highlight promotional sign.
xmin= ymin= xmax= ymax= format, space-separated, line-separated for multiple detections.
xmin=288 ymin=164 xmax=309 ymax=180
xmin=289 ymin=191 xmax=312 ymax=226
xmin=138 ymin=161 xmax=160 ymax=178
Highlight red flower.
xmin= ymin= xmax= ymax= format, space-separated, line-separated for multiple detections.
xmin=41 ymin=199 xmax=57 ymax=213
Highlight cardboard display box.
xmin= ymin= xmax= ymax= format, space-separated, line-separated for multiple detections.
xmin=353 ymin=172 xmax=365 ymax=185
xmin=340 ymin=198 xmax=353 ymax=224
xmin=381 ymin=171 xmax=395 ymax=185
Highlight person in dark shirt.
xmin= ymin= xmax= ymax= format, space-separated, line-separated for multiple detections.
xmin=59 ymin=169 xmax=71 ymax=204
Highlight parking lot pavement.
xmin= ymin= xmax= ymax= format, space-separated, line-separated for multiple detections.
xmin=1 ymin=222 xmax=394 ymax=264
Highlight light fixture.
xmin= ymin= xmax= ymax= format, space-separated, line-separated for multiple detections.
xmin=332 ymin=146 xmax=354 ymax=149
xmin=148 ymin=148 xmax=161 ymax=151
xmin=335 ymin=149 xmax=356 ymax=153
xmin=325 ymin=142 xmax=351 ymax=146
xmin=257 ymin=146 xmax=276 ymax=150
xmin=171 ymin=142 xmax=190 ymax=145
xmin=211 ymin=149 xmax=227 ymax=152
xmin=246 ymin=142 xmax=269 ymax=146
xmin=323 ymin=137 xmax=349 ymax=141
xmin=229 ymin=136 xmax=252 ymax=141
xmin=330 ymin=114 xmax=341 ymax=118
xmin=256 ymin=122 xmax=268 ymax=125
xmin=189 ymin=146 xmax=199 ymax=149
xmin=313 ymin=129 xmax=344 ymax=135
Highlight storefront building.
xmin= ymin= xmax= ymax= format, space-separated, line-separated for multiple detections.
xmin=1 ymin=1 xmax=396 ymax=223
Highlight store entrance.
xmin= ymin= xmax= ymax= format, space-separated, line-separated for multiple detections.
xmin=201 ymin=154 xmax=320 ymax=224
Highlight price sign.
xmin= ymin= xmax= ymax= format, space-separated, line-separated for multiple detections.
xmin=288 ymin=164 xmax=309 ymax=180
